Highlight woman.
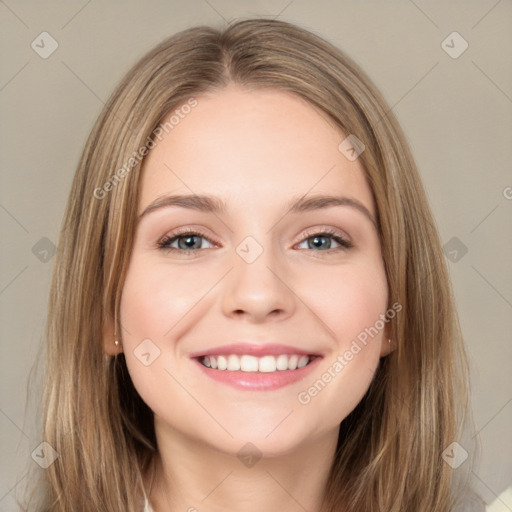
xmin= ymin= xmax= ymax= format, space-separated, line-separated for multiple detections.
xmin=27 ymin=18 xmax=478 ymax=511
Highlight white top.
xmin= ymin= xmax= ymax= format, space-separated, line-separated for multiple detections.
xmin=142 ymin=489 xmax=154 ymax=512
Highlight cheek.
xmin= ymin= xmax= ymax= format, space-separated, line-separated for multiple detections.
xmin=120 ymin=257 xmax=207 ymax=343
xmin=118 ymin=258 xmax=190 ymax=399
xmin=295 ymin=262 xmax=388 ymax=425
xmin=302 ymin=259 xmax=388 ymax=347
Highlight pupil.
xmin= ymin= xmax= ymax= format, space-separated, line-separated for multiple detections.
xmin=180 ymin=235 xmax=200 ymax=250
xmin=310 ymin=236 xmax=329 ymax=250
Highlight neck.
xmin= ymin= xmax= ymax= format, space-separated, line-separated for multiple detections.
xmin=144 ymin=419 xmax=338 ymax=512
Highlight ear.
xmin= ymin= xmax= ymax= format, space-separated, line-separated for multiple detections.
xmin=102 ymin=313 xmax=123 ymax=356
xmin=379 ymin=326 xmax=397 ymax=358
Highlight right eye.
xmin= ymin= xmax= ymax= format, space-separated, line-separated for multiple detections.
xmin=157 ymin=230 xmax=216 ymax=254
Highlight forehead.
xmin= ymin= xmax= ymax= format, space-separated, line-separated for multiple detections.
xmin=138 ymin=85 xmax=375 ymax=219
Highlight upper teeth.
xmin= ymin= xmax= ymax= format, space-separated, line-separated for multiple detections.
xmin=201 ymin=354 xmax=311 ymax=372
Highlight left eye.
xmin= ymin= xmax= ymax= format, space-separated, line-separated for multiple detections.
xmin=157 ymin=230 xmax=353 ymax=253
xmin=297 ymin=231 xmax=353 ymax=251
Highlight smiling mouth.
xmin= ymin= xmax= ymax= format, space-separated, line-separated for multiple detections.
xmin=198 ymin=354 xmax=316 ymax=373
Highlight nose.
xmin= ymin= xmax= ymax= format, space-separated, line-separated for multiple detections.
xmin=221 ymin=241 xmax=297 ymax=323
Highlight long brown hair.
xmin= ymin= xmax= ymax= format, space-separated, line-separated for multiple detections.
xmin=24 ymin=18 xmax=474 ymax=511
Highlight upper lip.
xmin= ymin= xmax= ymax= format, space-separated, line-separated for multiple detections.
xmin=189 ymin=343 xmax=322 ymax=358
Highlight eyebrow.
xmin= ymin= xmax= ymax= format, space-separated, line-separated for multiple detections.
xmin=138 ymin=193 xmax=377 ymax=228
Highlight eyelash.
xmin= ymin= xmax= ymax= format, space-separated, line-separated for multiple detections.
xmin=156 ymin=228 xmax=354 ymax=256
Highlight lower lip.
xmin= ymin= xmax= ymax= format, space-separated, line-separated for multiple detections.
xmin=192 ymin=357 xmax=322 ymax=391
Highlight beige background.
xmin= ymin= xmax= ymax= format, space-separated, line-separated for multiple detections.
xmin=0 ymin=1 xmax=511 ymax=510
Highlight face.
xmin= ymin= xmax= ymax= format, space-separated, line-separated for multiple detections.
xmin=109 ymin=84 xmax=391 ymax=456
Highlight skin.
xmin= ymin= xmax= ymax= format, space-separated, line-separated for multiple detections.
xmin=104 ymin=84 xmax=393 ymax=511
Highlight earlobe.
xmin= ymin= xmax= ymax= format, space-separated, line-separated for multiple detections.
xmin=379 ymin=331 xmax=397 ymax=357
xmin=102 ymin=314 xmax=123 ymax=356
